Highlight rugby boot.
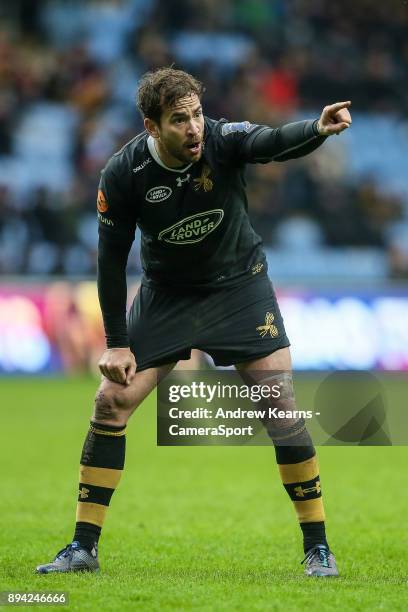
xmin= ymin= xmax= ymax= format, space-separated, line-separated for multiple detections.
xmin=302 ymin=544 xmax=339 ymax=577
xmin=35 ymin=541 xmax=99 ymax=574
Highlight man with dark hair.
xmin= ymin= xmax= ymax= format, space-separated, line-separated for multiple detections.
xmin=36 ymin=67 xmax=351 ymax=576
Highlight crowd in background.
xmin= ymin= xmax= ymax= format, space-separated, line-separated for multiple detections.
xmin=0 ymin=0 xmax=407 ymax=278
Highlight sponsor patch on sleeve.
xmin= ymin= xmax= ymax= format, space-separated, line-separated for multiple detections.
xmin=221 ymin=121 xmax=253 ymax=136
xmin=97 ymin=189 xmax=108 ymax=213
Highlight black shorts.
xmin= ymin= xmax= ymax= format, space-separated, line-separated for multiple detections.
xmin=128 ymin=272 xmax=290 ymax=371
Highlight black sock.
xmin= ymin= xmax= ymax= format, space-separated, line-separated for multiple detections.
xmin=74 ymin=421 xmax=126 ymax=552
xmin=273 ymin=430 xmax=328 ymax=555
xmin=300 ymin=521 xmax=328 ymax=554
xmin=74 ymin=522 xmax=101 ymax=552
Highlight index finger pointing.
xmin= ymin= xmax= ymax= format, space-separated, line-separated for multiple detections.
xmin=328 ymin=101 xmax=352 ymax=112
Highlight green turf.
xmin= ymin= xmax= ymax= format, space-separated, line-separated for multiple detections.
xmin=1 ymin=377 xmax=407 ymax=611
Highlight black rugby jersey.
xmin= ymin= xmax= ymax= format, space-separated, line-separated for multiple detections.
xmin=98 ymin=117 xmax=323 ymax=288
xmin=97 ymin=116 xmax=326 ymax=346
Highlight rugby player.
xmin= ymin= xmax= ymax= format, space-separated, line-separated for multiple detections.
xmin=36 ymin=68 xmax=351 ymax=576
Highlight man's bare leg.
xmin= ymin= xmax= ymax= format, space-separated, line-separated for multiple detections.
xmin=36 ymin=363 xmax=174 ymax=574
xmin=236 ymin=348 xmax=338 ymax=576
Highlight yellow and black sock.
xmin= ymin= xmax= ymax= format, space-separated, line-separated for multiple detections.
xmin=275 ymin=441 xmax=328 ymax=553
xmin=74 ymin=421 xmax=126 ymax=551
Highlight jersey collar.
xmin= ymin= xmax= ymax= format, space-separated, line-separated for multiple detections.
xmin=147 ymin=136 xmax=192 ymax=173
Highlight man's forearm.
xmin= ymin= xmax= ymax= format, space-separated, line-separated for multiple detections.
xmin=245 ymin=120 xmax=327 ymax=163
xmin=97 ymin=235 xmax=131 ymax=348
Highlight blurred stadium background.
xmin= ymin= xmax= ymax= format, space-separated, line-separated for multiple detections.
xmin=1 ymin=0 xmax=408 ymax=374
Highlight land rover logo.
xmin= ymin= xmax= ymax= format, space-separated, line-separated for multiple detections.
xmin=146 ymin=186 xmax=172 ymax=203
xmin=158 ymin=209 xmax=224 ymax=245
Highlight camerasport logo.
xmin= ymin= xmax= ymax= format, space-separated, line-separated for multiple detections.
xmin=158 ymin=209 xmax=224 ymax=245
xmin=145 ymin=186 xmax=172 ymax=203
xmin=97 ymin=189 xmax=108 ymax=213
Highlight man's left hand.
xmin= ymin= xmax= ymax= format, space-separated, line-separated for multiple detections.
xmin=317 ymin=101 xmax=352 ymax=136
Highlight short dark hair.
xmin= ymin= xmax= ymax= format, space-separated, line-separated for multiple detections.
xmin=137 ymin=67 xmax=204 ymax=123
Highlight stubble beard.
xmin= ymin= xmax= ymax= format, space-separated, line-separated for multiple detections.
xmin=161 ymin=137 xmax=202 ymax=166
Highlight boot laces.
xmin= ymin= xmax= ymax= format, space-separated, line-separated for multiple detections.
xmin=301 ymin=545 xmax=330 ymax=568
xmin=55 ymin=543 xmax=76 ymax=561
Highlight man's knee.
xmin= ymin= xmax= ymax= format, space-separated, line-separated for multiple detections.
xmin=240 ymin=368 xmax=314 ymax=453
xmin=255 ymin=371 xmax=305 ymax=441
xmin=93 ymin=383 xmax=134 ymax=423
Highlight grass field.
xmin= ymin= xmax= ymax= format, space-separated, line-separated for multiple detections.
xmin=1 ymin=376 xmax=407 ymax=611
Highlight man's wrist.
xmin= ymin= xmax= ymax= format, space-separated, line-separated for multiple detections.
xmin=106 ymin=345 xmax=130 ymax=350
xmin=106 ymin=335 xmax=130 ymax=349
xmin=313 ymin=119 xmax=321 ymax=136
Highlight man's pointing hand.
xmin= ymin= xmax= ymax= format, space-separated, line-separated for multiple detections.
xmin=317 ymin=101 xmax=352 ymax=136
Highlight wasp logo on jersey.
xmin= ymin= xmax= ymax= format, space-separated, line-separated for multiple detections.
xmin=256 ymin=312 xmax=279 ymax=338
xmin=252 ymin=262 xmax=264 ymax=275
xmin=158 ymin=209 xmax=224 ymax=245
xmin=193 ymin=165 xmax=213 ymax=192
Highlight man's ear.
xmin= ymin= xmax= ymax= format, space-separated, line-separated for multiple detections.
xmin=144 ymin=117 xmax=160 ymax=139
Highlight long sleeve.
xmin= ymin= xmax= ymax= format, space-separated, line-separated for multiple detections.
xmin=97 ymin=234 xmax=132 ymax=348
xmin=242 ymin=119 xmax=327 ymax=163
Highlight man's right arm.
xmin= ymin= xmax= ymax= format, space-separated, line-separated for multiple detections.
xmin=98 ymin=235 xmax=131 ymax=350
xmin=213 ymin=101 xmax=352 ymax=165
xmin=97 ymin=235 xmax=136 ymax=385
xmin=96 ymin=154 xmax=137 ymax=385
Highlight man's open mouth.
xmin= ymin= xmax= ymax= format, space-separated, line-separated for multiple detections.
xmin=186 ymin=141 xmax=201 ymax=153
